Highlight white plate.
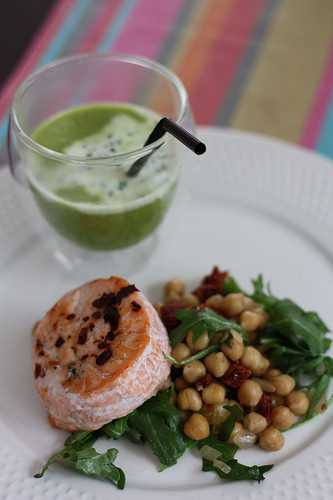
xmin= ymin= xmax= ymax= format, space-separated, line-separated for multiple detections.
xmin=1 ymin=127 xmax=333 ymax=500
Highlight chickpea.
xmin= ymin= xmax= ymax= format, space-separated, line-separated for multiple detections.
xmin=221 ymin=330 xmax=244 ymax=361
xmin=286 ymin=391 xmax=309 ymax=416
xmin=172 ymin=343 xmax=191 ymax=362
xmin=264 ymin=368 xmax=281 ymax=380
xmin=251 ymin=307 xmax=268 ymax=328
xmin=244 ymin=412 xmax=268 ymax=434
xmin=186 ymin=330 xmax=209 ymax=352
xmin=227 ymin=422 xmax=246 ymax=445
xmin=271 ymin=406 xmax=296 ymax=430
xmin=272 ymin=374 xmax=295 ymax=396
xmin=183 ymin=413 xmax=210 ymax=440
xmin=204 ymin=352 xmax=230 ymax=378
xmin=202 ymin=383 xmax=226 ymax=405
xmin=238 ymin=380 xmax=263 ymax=407
xmin=183 ymin=360 xmax=206 ymax=383
xmin=165 ymin=290 xmax=182 ymax=303
xmin=164 ymin=279 xmax=185 ymax=299
xmin=183 ymin=293 xmax=199 ymax=308
xmin=175 ymin=376 xmax=189 ymax=391
xmin=220 ymin=293 xmax=246 ymax=317
xmin=240 ymin=310 xmax=263 ymax=332
xmin=177 ymin=388 xmax=202 ymax=411
xmin=241 ymin=346 xmax=261 ymax=371
xmin=259 ymin=426 xmax=284 ymax=451
xmin=205 ymin=294 xmax=224 ymax=310
xmin=257 ymin=356 xmax=270 ymax=376
xmin=241 ymin=347 xmax=269 ymax=375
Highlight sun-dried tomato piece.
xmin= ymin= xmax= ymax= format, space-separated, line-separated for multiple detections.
xmin=193 ymin=266 xmax=228 ymax=302
xmin=256 ymin=393 xmax=272 ymax=422
xmin=160 ymin=301 xmax=187 ymax=331
xmin=194 ymin=284 xmax=219 ymax=302
xmin=222 ymin=363 xmax=252 ymax=388
xmin=195 ymin=373 xmax=215 ymax=392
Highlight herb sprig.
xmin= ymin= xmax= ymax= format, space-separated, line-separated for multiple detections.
xmin=164 ymin=344 xmax=220 ymax=366
xmin=169 ymin=308 xmax=247 ymax=348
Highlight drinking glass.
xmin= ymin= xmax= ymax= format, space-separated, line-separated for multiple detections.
xmin=8 ymin=54 xmax=194 ymax=273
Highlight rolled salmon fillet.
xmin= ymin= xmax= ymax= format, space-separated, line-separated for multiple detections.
xmin=32 ymin=277 xmax=171 ymax=431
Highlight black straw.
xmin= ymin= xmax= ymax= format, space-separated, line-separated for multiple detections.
xmin=127 ymin=117 xmax=206 ymax=177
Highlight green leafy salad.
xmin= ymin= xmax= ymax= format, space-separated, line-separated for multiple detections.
xmin=35 ymin=268 xmax=333 ymax=490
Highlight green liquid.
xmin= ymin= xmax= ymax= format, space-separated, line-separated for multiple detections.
xmin=30 ymin=103 xmax=178 ymax=250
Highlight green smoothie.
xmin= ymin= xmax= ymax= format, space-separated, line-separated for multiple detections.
xmin=29 ymin=103 xmax=179 ymax=250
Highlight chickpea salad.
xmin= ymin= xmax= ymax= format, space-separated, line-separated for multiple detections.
xmin=35 ymin=267 xmax=333 ymax=489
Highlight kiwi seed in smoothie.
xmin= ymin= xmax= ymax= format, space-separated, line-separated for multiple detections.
xmin=29 ymin=103 xmax=179 ymax=250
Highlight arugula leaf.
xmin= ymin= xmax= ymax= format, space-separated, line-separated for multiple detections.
xmin=165 ymin=344 xmax=219 ymax=366
xmin=137 ymin=389 xmax=181 ymax=418
xmin=224 ymin=405 xmax=243 ymax=421
xmin=35 ymin=426 xmax=126 ymax=488
xmin=251 ymin=275 xmax=277 ymax=309
xmin=304 ymin=374 xmax=331 ymax=420
xmin=225 ymin=273 xmax=333 ymax=424
xmin=219 ymin=405 xmax=244 ymax=441
xmin=125 ymin=427 xmax=144 ymax=444
xmin=63 ymin=447 xmax=125 ymax=489
xmin=169 ymin=308 xmax=246 ymax=347
xmin=259 ymin=331 xmax=332 ymax=393
xmin=291 ymin=374 xmax=333 ymax=429
xmin=34 ymin=450 xmax=62 ymax=479
xmin=306 ymin=311 xmax=329 ymax=334
xmin=323 ymin=356 xmax=333 ymax=376
xmin=225 ymin=273 xmax=330 ymax=357
xmin=35 ymin=446 xmax=125 ymax=489
xmin=250 ymin=274 xmax=333 ymax=423
xmin=64 ymin=430 xmax=97 ymax=449
xmin=202 ymin=458 xmax=273 ymax=482
xmin=252 ymin=276 xmax=329 ymax=356
xmin=199 ymin=434 xmax=273 ymax=483
xmin=128 ymin=412 xmax=187 ymax=470
xmin=264 ymin=299 xmax=326 ymax=355
xmin=102 ymin=417 xmax=128 ymax=440
xmin=198 ymin=436 xmax=273 ymax=481
xmin=127 ymin=389 xmax=191 ymax=469
xmin=223 ymin=276 xmax=243 ymax=295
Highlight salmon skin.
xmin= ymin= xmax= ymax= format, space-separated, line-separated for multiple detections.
xmin=32 ymin=276 xmax=171 ymax=431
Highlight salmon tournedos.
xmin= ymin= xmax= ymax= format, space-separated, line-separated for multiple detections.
xmin=32 ymin=276 xmax=171 ymax=431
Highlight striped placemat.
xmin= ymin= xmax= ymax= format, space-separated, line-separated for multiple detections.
xmin=1 ymin=0 xmax=332 ymax=163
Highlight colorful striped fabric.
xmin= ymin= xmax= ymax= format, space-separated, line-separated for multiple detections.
xmin=1 ymin=0 xmax=333 ymax=163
